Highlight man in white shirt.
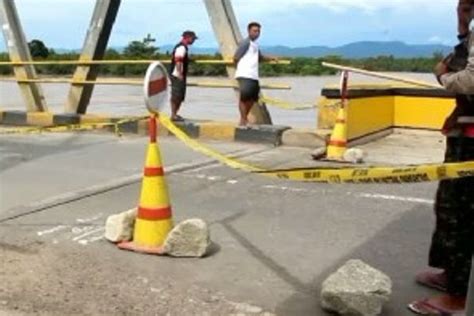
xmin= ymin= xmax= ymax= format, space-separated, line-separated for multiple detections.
xmin=169 ymin=30 xmax=197 ymax=121
xmin=234 ymin=22 xmax=276 ymax=126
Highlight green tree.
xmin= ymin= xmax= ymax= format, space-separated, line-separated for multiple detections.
xmin=28 ymin=39 xmax=49 ymax=58
xmin=123 ymin=35 xmax=159 ymax=58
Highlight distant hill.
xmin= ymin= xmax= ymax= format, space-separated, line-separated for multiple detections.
xmin=5 ymin=41 xmax=450 ymax=58
xmin=262 ymin=41 xmax=451 ymax=58
xmin=187 ymin=41 xmax=452 ymax=58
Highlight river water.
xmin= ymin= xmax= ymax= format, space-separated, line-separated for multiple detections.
xmin=0 ymin=73 xmax=439 ymax=128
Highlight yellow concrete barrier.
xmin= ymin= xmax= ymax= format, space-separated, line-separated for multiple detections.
xmin=318 ymin=83 xmax=456 ymax=141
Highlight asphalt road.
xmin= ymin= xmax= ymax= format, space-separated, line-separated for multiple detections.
xmin=0 ymin=131 xmax=449 ymax=315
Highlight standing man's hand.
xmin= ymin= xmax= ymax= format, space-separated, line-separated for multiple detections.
xmin=434 ymin=61 xmax=449 ymax=85
xmin=434 ymin=61 xmax=449 ymax=78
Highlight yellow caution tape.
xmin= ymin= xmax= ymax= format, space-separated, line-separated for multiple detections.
xmin=4 ymin=113 xmax=474 ymax=184
xmin=256 ymin=163 xmax=474 ymax=183
xmin=159 ymin=114 xmax=474 ymax=184
xmin=159 ymin=114 xmax=263 ymax=172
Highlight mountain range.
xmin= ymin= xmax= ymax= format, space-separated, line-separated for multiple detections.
xmin=49 ymin=41 xmax=452 ymax=58
xmin=160 ymin=41 xmax=452 ymax=58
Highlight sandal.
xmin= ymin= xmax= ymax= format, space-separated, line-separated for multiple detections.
xmin=415 ymin=270 xmax=448 ymax=292
xmin=408 ymin=296 xmax=465 ymax=315
xmin=171 ymin=115 xmax=185 ymax=122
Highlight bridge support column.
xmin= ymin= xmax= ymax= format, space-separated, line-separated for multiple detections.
xmin=204 ymin=0 xmax=272 ymax=125
xmin=65 ymin=0 xmax=121 ymax=114
xmin=0 ymin=0 xmax=47 ymax=112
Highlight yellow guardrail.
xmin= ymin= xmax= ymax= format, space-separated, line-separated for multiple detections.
xmin=0 ymin=77 xmax=290 ymax=90
xmin=0 ymin=59 xmax=291 ymax=66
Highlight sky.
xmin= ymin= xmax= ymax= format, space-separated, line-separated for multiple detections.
xmin=0 ymin=0 xmax=459 ymax=51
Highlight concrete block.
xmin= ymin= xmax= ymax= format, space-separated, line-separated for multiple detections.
xmin=199 ymin=122 xmax=236 ymax=141
xmin=53 ymin=113 xmax=80 ymax=125
xmin=174 ymin=121 xmax=200 ymax=138
xmin=2 ymin=111 xmax=27 ymax=125
xmin=26 ymin=112 xmax=54 ymax=126
xmin=234 ymin=125 xmax=290 ymax=146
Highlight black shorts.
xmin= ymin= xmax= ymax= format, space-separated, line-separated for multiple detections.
xmin=237 ymin=78 xmax=260 ymax=102
xmin=171 ymin=76 xmax=186 ymax=103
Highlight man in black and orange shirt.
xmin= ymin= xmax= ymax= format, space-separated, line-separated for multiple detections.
xmin=408 ymin=0 xmax=474 ymax=314
xmin=169 ymin=30 xmax=197 ymax=121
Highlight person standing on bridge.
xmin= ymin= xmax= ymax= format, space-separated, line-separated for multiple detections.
xmin=408 ymin=0 xmax=474 ymax=314
xmin=233 ymin=22 xmax=277 ymax=126
xmin=169 ymin=30 xmax=198 ymax=121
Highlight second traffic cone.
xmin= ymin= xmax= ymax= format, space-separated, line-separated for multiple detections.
xmin=118 ymin=116 xmax=173 ymax=254
xmin=326 ymin=104 xmax=348 ymax=160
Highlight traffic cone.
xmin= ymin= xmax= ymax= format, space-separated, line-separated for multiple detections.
xmin=325 ymin=70 xmax=349 ymax=161
xmin=325 ymin=104 xmax=348 ymax=160
xmin=118 ymin=115 xmax=173 ymax=254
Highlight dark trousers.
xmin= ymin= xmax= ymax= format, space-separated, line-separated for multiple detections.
xmin=429 ymin=136 xmax=474 ymax=296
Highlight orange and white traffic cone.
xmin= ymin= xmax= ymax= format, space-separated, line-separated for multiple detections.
xmin=118 ymin=115 xmax=173 ymax=254
xmin=326 ymin=71 xmax=349 ymax=161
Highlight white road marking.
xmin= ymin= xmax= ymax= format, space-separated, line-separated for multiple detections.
xmin=71 ymin=226 xmax=94 ymax=235
xmin=357 ymin=193 xmax=434 ymax=204
xmin=207 ymin=176 xmax=221 ymax=181
xmin=262 ymin=184 xmax=434 ymax=204
xmin=37 ymin=225 xmax=68 ymax=236
xmin=76 ymin=213 xmax=104 ymax=223
xmin=77 ymin=234 xmax=104 ymax=245
xmin=178 ymin=175 xmax=435 ymax=205
xmin=72 ymin=227 xmax=105 ymax=241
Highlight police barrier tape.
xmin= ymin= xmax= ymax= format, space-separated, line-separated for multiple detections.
xmin=159 ymin=114 xmax=263 ymax=172
xmin=0 ymin=116 xmax=147 ymax=136
xmin=158 ymin=114 xmax=474 ymax=184
xmin=4 ymin=113 xmax=474 ymax=183
xmin=255 ymin=163 xmax=474 ymax=183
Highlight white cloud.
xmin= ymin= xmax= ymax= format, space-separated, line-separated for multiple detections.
xmin=428 ymin=36 xmax=451 ymax=45
xmin=234 ymin=0 xmax=453 ymax=14
xmin=0 ymin=0 xmax=457 ymax=49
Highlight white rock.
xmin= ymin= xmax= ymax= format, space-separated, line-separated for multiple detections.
xmin=104 ymin=208 xmax=137 ymax=243
xmin=320 ymin=259 xmax=392 ymax=316
xmin=343 ymin=148 xmax=366 ymax=164
xmin=311 ymin=147 xmax=327 ymax=160
xmin=163 ymin=219 xmax=210 ymax=257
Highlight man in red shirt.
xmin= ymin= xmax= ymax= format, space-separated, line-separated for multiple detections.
xmin=169 ymin=30 xmax=197 ymax=121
